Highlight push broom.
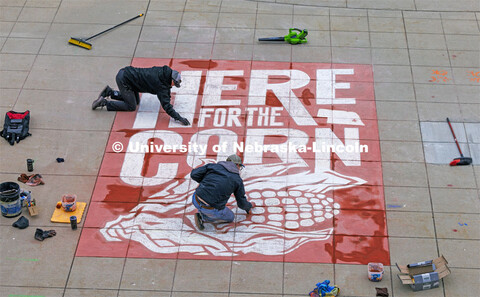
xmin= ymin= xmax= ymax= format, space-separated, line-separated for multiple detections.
xmin=446 ymin=117 xmax=472 ymax=166
xmin=68 ymin=13 xmax=144 ymax=50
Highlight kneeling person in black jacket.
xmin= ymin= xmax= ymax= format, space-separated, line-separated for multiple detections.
xmin=92 ymin=65 xmax=190 ymax=125
xmin=190 ymin=154 xmax=253 ymax=230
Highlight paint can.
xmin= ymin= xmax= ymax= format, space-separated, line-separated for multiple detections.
xmin=0 ymin=182 xmax=22 ymax=218
xmin=70 ymin=216 xmax=77 ymax=230
xmin=62 ymin=194 xmax=77 ymax=212
xmin=368 ymin=262 xmax=384 ymax=282
xmin=19 ymin=190 xmax=31 ymax=207
xmin=26 ymin=159 xmax=34 ymax=172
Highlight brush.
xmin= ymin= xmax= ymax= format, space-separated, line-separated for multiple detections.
xmin=68 ymin=13 xmax=144 ymax=50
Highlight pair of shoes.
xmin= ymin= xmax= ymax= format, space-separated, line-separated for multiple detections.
xmin=195 ymin=213 xmax=205 ymax=230
xmin=92 ymin=96 xmax=107 ymax=110
xmin=92 ymin=85 xmax=113 ymax=110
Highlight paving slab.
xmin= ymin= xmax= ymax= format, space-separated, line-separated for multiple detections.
xmin=456 ymin=85 xmax=480 ymax=104
xmin=415 ymin=84 xmax=460 ymax=103
xmin=430 ymin=188 xmax=480 ymax=213
xmin=230 ymin=261 xmax=283 ymax=294
xmin=388 ymin=237 xmax=438 ymax=265
xmin=0 ymin=53 xmax=36 ymax=71
xmin=386 ymin=211 xmax=436 ymax=238
xmin=64 ymin=289 xmax=119 ymax=297
xmin=283 ymin=263 xmax=334 ymax=295
xmin=443 ymin=268 xmax=480 ymax=297
xmin=374 ymin=82 xmax=415 ymax=101
xmin=0 ymin=7 xmax=22 ymax=21
xmin=331 ymin=31 xmax=370 ymax=47
xmin=334 ymin=263 xmax=392 ymax=297
xmin=450 ymin=50 xmax=480 ymax=68
xmin=0 ymin=69 xmax=29 ymax=88
xmin=434 ymin=213 xmax=480 ymax=240
xmin=437 ymin=239 xmax=480 ymax=268
xmin=0 ymin=88 xmax=20 ymax=107
xmin=120 ymin=291 xmax=170 ymax=297
xmin=379 ymin=121 xmax=421 ymax=143
xmin=349 ymin=0 xmax=415 ymax=10
xmin=171 ymin=293 xmax=227 ymax=297
xmin=426 ymin=164 xmax=477 ymax=189
xmin=383 ymin=162 xmax=428 ymax=187
xmin=67 ymin=257 xmax=125 ymax=289
xmin=372 ymin=48 xmax=410 ymax=65
xmin=173 ymin=259 xmax=231 ymax=292
xmin=406 ymin=33 xmax=447 ymax=50
xmin=384 ymin=186 xmax=432 ymax=212
xmin=380 ymin=140 xmax=425 ymax=163
xmin=417 ymin=102 xmax=463 ymax=122
xmin=119 ymin=258 xmax=176 ymax=291
xmin=0 ymin=286 xmax=64 ymax=297
xmin=368 ymin=17 xmax=405 ymax=33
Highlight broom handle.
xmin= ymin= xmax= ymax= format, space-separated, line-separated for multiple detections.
xmin=86 ymin=13 xmax=144 ymax=41
xmin=446 ymin=117 xmax=464 ymax=156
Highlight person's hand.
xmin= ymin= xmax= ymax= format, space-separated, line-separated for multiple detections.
xmin=176 ymin=116 xmax=190 ymax=126
xmin=246 ymin=201 xmax=256 ymax=214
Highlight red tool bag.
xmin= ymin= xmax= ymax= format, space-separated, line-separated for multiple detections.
xmin=1 ymin=110 xmax=32 ymax=145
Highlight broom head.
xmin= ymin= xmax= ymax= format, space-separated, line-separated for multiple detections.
xmin=450 ymin=157 xmax=473 ymax=166
xmin=68 ymin=37 xmax=92 ymax=50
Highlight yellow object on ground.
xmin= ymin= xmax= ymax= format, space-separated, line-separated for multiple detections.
xmin=51 ymin=202 xmax=86 ymax=223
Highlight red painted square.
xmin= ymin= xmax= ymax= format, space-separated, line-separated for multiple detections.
xmin=284 ymin=232 xmax=334 ymax=263
xmin=334 ymin=185 xmax=385 ymax=211
xmin=84 ymin=202 xmax=138 ymax=228
xmin=76 ymin=228 xmax=130 ymax=258
xmin=334 ymin=209 xmax=387 ymax=236
xmin=78 ymin=59 xmax=388 ymax=265
xmin=91 ymin=176 xmax=142 ymax=203
xmin=127 ymin=230 xmax=180 ymax=259
xmin=334 ymin=235 xmax=390 ymax=265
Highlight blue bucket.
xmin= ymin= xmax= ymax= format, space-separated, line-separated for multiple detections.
xmin=0 ymin=182 xmax=22 ymax=218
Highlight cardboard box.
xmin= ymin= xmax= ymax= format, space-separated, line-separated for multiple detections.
xmin=396 ymin=255 xmax=450 ymax=291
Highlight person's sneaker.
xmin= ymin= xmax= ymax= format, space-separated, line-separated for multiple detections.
xmin=98 ymin=85 xmax=113 ymax=98
xmin=195 ymin=213 xmax=205 ymax=230
xmin=92 ymin=96 xmax=107 ymax=110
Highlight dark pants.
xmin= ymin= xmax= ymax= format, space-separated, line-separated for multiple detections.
xmin=106 ymin=69 xmax=140 ymax=111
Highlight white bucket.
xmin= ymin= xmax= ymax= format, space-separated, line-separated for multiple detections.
xmin=368 ymin=262 xmax=384 ymax=282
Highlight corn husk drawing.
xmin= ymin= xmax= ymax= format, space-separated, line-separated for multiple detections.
xmin=100 ymin=161 xmax=365 ymax=256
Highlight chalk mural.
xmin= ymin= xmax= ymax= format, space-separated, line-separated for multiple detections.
xmin=77 ymin=59 xmax=389 ymax=264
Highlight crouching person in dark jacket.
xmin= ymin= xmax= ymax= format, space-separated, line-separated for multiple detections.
xmin=92 ymin=65 xmax=190 ymax=125
xmin=190 ymin=154 xmax=253 ymax=230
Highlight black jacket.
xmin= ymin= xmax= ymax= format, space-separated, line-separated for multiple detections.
xmin=191 ymin=161 xmax=252 ymax=212
xmin=122 ymin=65 xmax=180 ymax=120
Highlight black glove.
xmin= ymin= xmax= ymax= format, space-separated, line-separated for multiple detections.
xmin=12 ymin=216 xmax=29 ymax=229
xmin=245 ymin=202 xmax=254 ymax=214
xmin=34 ymin=228 xmax=56 ymax=241
xmin=176 ymin=116 xmax=190 ymax=126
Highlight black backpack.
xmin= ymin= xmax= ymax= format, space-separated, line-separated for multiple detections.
xmin=1 ymin=110 xmax=32 ymax=145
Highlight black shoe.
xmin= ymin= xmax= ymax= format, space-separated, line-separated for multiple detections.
xmin=195 ymin=213 xmax=205 ymax=231
xmin=92 ymin=96 xmax=107 ymax=110
xmin=99 ymin=85 xmax=113 ymax=98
